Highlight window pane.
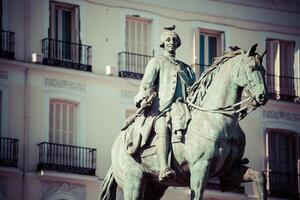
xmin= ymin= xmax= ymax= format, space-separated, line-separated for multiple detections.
xmin=49 ymin=100 xmax=76 ymax=145
xmin=267 ymin=130 xmax=298 ymax=198
xmin=0 ymin=91 xmax=2 ymax=136
xmin=62 ymin=10 xmax=71 ymax=59
xmin=62 ymin=10 xmax=71 ymax=42
xmin=199 ymin=34 xmax=205 ymax=74
xmin=49 ymin=103 xmax=54 ymax=142
xmin=208 ymin=36 xmax=217 ymax=65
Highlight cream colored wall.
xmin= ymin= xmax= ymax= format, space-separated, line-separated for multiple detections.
xmin=8 ymin=0 xmax=26 ymax=61
xmin=8 ymin=0 xmax=300 ymax=73
xmin=2 ymin=0 xmax=300 ymax=199
xmin=20 ymin=65 xmax=139 ymax=177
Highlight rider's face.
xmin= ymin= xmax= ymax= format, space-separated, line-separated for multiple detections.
xmin=163 ymin=33 xmax=179 ymax=54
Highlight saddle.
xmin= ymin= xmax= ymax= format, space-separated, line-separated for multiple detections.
xmin=124 ymin=101 xmax=191 ymax=156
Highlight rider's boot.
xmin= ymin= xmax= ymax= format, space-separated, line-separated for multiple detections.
xmin=157 ymin=135 xmax=176 ymax=182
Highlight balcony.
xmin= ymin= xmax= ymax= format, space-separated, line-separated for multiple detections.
xmin=0 ymin=30 xmax=15 ymax=59
xmin=266 ymin=74 xmax=300 ymax=103
xmin=37 ymin=142 xmax=96 ymax=176
xmin=266 ymin=170 xmax=299 ymax=199
xmin=118 ymin=51 xmax=153 ymax=79
xmin=42 ymin=38 xmax=92 ymax=72
xmin=0 ymin=137 xmax=18 ymax=167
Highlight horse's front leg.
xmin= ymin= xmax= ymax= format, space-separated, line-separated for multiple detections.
xmin=190 ymin=159 xmax=211 ymax=200
xmin=123 ymin=179 xmax=146 ymax=200
xmin=243 ymin=167 xmax=267 ymax=200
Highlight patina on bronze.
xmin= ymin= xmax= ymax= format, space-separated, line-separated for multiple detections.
xmin=100 ymin=26 xmax=268 ymax=200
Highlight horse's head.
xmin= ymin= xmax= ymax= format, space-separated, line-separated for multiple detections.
xmin=234 ymin=44 xmax=268 ymax=107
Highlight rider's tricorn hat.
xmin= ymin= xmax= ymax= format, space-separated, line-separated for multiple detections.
xmin=159 ymin=25 xmax=181 ymax=49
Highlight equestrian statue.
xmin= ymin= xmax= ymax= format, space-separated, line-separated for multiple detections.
xmin=99 ymin=25 xmax=269 ymax=200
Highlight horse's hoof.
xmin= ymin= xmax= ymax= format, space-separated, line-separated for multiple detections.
xmin=159 ymin=168 xmax=176 ymax=182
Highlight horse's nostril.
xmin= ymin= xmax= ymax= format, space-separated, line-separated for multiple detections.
xmin=258 ymin=94 xmax=264 ymax=101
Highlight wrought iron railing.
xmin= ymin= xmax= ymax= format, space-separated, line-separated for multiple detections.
xmin=265 ymin=170 xmax=299 ymax=199
xmin=0 ymin=30 xmax=15 ymax=59
xmin=118 ymin=51 xmax=153 ymax=79
xmin=0 ymin=137 xmax=18 ymax=167
xmin=266 ymin=74 xmax=300 ymax=103
xmin=37 ymin=142 xmax=97 ymax=175
xmin=42 ymin=38 xmax=92 ymax=72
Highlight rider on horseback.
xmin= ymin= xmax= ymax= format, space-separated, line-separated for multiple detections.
xmin=133 ymin=25 xmax=195 ymax=182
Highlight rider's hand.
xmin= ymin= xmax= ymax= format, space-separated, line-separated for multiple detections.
xmin=140 ymin=98 xmax=148 ymax=107
xmin=136 ymin=98 xmax=147 ymax=108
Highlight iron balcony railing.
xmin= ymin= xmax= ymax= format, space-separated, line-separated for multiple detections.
xmin=0 ymin=137 xmax=18 ymax=167
xmin=0 ymin=30 xmax=15 ymax=59
xmin=266 ymin=74 xmax=300 ymax=103
xmin=42 ymin=38 xmax=92 ymax=72
xmin=37 ymin=142 xmax=97 ymax=175
xmin=118 ymin=51 xmax=153 ymax=79
xmin=265 ymin=170 xmax=299 ymax=199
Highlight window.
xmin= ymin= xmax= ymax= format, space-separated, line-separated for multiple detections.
xmin=125 ymin=16 xmax=151 ymax=56
xmin=119 ymin=16 xmax=153 ymax=79
xmin=49 ymin=100 xmax=77 ymax=145
xmin=0 ymin=91 xmax=2 ymax=136
xmin=0 ymin=0 xmax=2 ymax=29
xmin=193 ymin=28 xmax=224 ymax=77
xmin=266 ymin=39 xmax=297 ymax=101
xmin=49 ymin=1 xmax=80 ymax=61
xmin=266 ymin=129 xmax=299 ymax=198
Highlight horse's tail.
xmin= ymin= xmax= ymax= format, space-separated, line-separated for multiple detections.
xmin=99 ymin=166 xmax=117 ymax=200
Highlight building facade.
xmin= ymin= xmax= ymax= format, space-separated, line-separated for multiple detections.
xmin=0 ymin=0 xmax=300 ymax=199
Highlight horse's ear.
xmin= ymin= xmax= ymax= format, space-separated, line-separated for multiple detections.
xmin=261 ymin=50 xmax=267 ymax=59
xmin=247 ymin=43 xmax=258 ymax=57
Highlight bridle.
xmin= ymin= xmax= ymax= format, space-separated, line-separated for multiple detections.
xmin=187 ymin=55 xmax=261 ymax=120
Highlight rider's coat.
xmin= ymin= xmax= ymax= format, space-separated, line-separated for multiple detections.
xmin=133 ymin=55 xmax=195 ymax=146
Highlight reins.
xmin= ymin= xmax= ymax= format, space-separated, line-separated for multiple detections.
xmin=186 ymin=96 xmax=254 ymax=120
xmin=186 ymin=56 xmax=259 ymax=120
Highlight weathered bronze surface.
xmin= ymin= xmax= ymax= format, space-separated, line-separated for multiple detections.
xmin=100 ymin=26 xmax=268 ymax=200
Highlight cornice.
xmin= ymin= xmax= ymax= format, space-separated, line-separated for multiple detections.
xmin=210 ymin=0 xmax=300 ymax=13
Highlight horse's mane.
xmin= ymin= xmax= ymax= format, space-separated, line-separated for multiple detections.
xmin=188 ymin=47 xmax=244 ymax=107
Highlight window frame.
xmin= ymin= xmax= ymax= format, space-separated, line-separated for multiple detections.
xmin=49 ymin=1 xmax=80 ymax=43
xmin=49 ymin=99 xmax=77 ymax=145
xmin=265 ymin=128 xmax=299 ymax=198
xmin=125 ymin=15 xmax=152 ymax=56
xmin=0 ymin=84 xmax=8 ymax=137
xmin=193 ymin=28 xmax=225 ymax=78
xmin=266 ymin=38 xmax=297 ymax=100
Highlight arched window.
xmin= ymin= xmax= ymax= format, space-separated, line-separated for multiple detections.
xmin=49 ymin=99 xmax=77 ymax=145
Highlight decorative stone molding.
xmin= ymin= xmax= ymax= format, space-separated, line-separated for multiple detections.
xmin=211 ymin=0 xmax=300 ymax=12
xmin=44 ymin=78 xmax=86 ymax=92
xmin=0 ymin=70 xmax=8 ymax=80
xmin=41 ymin=180 xmax=86 ymax=200
xmin=263 ymin=110 xmax=300 ymax=122
xmin=0 ymin=176 xmax=7 ymax=200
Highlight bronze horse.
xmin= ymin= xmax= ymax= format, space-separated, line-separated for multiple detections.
xmin=100 ymin=44 xmax=268 ymax=200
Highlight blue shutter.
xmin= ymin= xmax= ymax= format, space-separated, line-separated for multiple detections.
xmin=199 ymin=34 xmax=205 ymax=75
xmin=208 ymin=36 xmax=217 ymax=65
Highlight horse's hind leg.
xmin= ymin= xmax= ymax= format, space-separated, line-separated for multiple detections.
xmin=242 ymin=167 xmax=267 ymax=200
xmin=123 ymin=180 xmax=145 ymax=200
xmin=190 ymin=160 xmax=210 ymax=200
xmin=144 ymin=182 xmax=168 ymax=200
xmin=220 ymin=165 xmax=267 ymax=200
